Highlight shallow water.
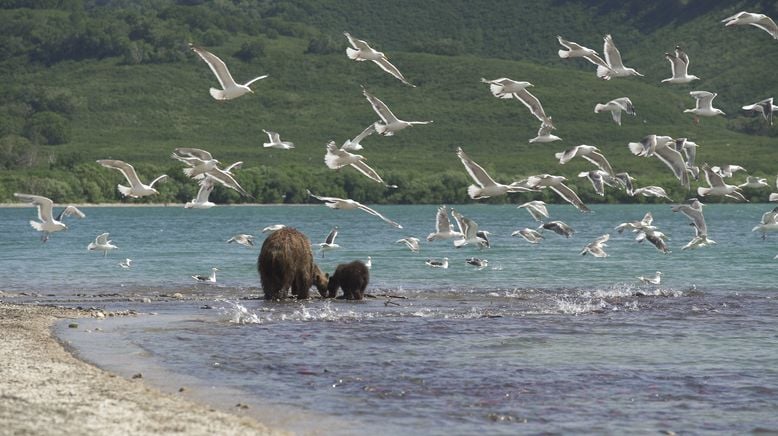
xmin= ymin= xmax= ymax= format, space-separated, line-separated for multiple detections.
xmin=4 ymin=204 xmax=778 ymax=434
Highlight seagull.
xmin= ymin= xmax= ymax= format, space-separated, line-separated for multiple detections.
xmin=227 ymin=234 xmax=255 ymax=247
xmin=341 ymin=124 xmax=376 ymax=151
xmin=628 ymin=135 xmax=690 ymax=189
xmin=637 ymin=271 xmax=662 ymax=285
xmin=189 ymin=43 xmax=268 ymax=100
xmin=171 ymin=147 xmax=221 ymax=179
xmin=752 ymin=207 xmax=778 ymax=239
xmin=318 ymin=226 xmax=340 ymax=251
xmin=262 ymin=224 xmax=286 ymax=233
xmin=518 ymin=201 xmax=549 ymax=222
xmin=698 ymin=164 xmax=747 ymax=201
xmin=457 ymin=147 xmax=536 ymax=199
xmin=632 ymin=186 xmax=672 ymax=201
xmin=362 ymin=87 xmax=431 ymax=136
xmin=555 ymin=144 xmax=615 ymax=176
xmin=712 ymin=164 xmax=747 ymax=178
xmin=556 ymin=35 xmax=612 ymax=72
xmin=96 ymin=159 xmax=168 ymax=198
xmin=580 ymin=234 xmax=609 ymax=257
xmin=451 ymin=208 xmax=489 ymax=249
xmin=597 ymin=34 xmax=644 ymax=79
xmin=119 ymin=258 xmax=132 ymax=269
xmin=87 ymin=232 xmax=118 ymax=257
xmin=526 ymin=174 xmax=590 ymax=212
xmin=742 ymin=98 xmax=776 ymax=125
xmin=685 ymin=91 xmax=725 ymax=118
xmin=480 ymin=77 xmax=533 ymax=99
xmin=466 ymin=257 xmax=489 ymax=269
xmin=615 ymin=212 xmax=655 ymax=234
xmin=722 ymin=11 xmax=778 ymax=40
xmin=192 ymin=267 xmax=218 ymax=283
xmin=673 ymin=138 xmax=700 ymax=179
xmin=662 ymin=46 xmax=700 ymax=84
xmin=578 ymin=170 xmax=618 ymax=196
xmin=324 ymin=141 xmax=397 ymax=188
xmin=594 ymin=97 xmax=636 ymax=126
xmin=13 ymin=193 xmax=86 ymax=242
xmin=615 ymin=172 xmax=636 ymax=195
xmin=539 ymin=220 xmax=574 ymax=238
xmin=739 ymin=176 xmax=770 ymax=189
xmin=201 ymin=166 xmax=251 ymax=197
xmin=427 ymin=205 xmax=463 ymax=241
xmin=396 ymin=237 xmax=421 ymax=253
xmin=481 ymin=78 xmax=553 ymax=126
xmin=262 ymin=129 xmax=295 ymax=149
xmin=184 ymin=175 xmax=216 ymax=209
xmin=344 ymin=32 xmax=415 ymax=87
xmin=682 ymin=224 xmax=716 ymax=250
xmin=635 ymin=228 xmax=671 ymax=254
xmin=425 ymin=257 xmax=449 ymax=269
xmin=511 ymin=228 xmax=544 ymax=244
xmin=528 ymin=121 xmax=561 ymax=143
xmin=365 ymin=256 xmax=372 ymax=270
xmin=672 ymin=198 xmax=708 ymax=237
xmin=307 ymin=190 xmax=402 ymax=228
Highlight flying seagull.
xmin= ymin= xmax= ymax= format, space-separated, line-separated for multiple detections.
xmin=318 ymin=226 xmax=340 ymax=251
xmin=628 ymin=135 xmax=690 ymax=189
xmin=528 ymin=121 xmax=561 ymax=143
xmin=119 ymin=258 xmax=132 ymax=269
xmin=597 ymin=34 xmax=644 ymax=79
xmin=698 ymin=164 xmax=747 ymax=201
xmin=555 ymin=144 xmax=615 ymax=176
xmin=341 ymin=124 xmax=376 ymax=151
xmin=739 ymin=176 xmax=769 ymax=189
xmin=557 ymin=35 xmax=612 ymax=72
xmin=451 ymin=208 xmax=489 ymax=249
xmin=481 ymin=78 xmax=553 ymax=126
xmin=594 ymin=97 xmax=636 ymax=126
xmin=685 ymin=91 xmax=725 ymax=118
xmin=578 ymin=170 xmax=619 ymax=196
xmin=672 ymin=198 xmax=708 ymax=238
xmin=752 ymin=207 xmax=778 ymax=239
xmin=637 ymin=271 xmax=662 ymax=285
xmin=344 ymin=32 xmax=415 ymax=87
xmin=171 ymin=147 xmax=221 ymax=179
xmin=662 ymin=46 xmax=700 ymax=84
xmin=261 ymin=224 xmax=286 ymax=233
xmin=457 ymin=147 xmax=536 ymax=199
xmin=189 ymin=43 xmax=268 ymax=100
xmin=262 ymin=129 xmax=295 ymax=149
xmin=227 ymin=234 xmax=255 ymax=247
xmin=512 ymin=228 xmax=544 ymax=244
xmin=324 ymin=141 xmax=397 ymax=188
xmin=184 ymin=175 xmax=216 ymax=209
xmin=87 ymin=232 xmax=118 ymax=257
xmin=396 ymin=237 xmax=421 ymax=253
xmin=362 ymin=87 xmax=431 ymax=135
xmin=722 ymin=11 xmax=778 ymax=40
xmin=518 ymin=200 xmax=549 ymax=222
xmin=13 ymin=193 xmax=85 ymax=242
xmin=96 ymin=159 xmax=168 ymax=198
xmin=742 ymin=98 xmax=776 ymax=125
xmin=427 ymin=205 xmax=463 ymax=241
xmin=526 ymin=174 xmax=590 ymax=213
xmin=539 ymin=220 xmax=575 ymax=238
xmin=308 ymin=190 xmax=402 ymax=228
xmin=581 ymin=234 xmax=609 ymax=257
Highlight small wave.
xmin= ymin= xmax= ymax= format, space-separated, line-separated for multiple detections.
xmin=217 ymin=299 xmax=373 ymax=324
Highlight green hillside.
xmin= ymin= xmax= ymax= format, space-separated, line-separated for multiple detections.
xmin=1 ymin=0 xmax=776 ymax=205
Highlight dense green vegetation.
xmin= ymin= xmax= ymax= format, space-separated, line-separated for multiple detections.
xmin=1 ymin=0 xmax=777 ymax=205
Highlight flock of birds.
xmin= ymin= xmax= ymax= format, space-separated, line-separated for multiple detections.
xmin=11 ymin=9 xmax=778 ymax=286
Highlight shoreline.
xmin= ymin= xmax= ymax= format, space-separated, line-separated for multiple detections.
xmin=0 ymin=302 xmax=286 ymax=435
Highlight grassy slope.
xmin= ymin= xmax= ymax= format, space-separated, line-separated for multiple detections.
xmin=4 ymin=1 xmax=778 ymax=203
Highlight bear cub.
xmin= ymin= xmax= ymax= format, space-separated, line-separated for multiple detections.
xmin=326 ymin=260 xmax=369 ymax=300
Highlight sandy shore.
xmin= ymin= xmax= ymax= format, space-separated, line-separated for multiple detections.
xmin=0 ymin=302 xmax=286 ymax=435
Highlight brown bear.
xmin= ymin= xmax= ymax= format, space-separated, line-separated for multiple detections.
xmin=258 ymin=227 xmax=328 ymax=300
xmin=326 ymin=260 xmax=370 ymax=300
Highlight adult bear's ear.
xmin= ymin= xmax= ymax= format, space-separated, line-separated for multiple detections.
xmin=325 ymin=273 xmax=329 ymax=279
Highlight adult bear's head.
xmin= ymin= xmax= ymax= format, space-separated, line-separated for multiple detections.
xmin=313 ymin=263 xmax=329 ymax=297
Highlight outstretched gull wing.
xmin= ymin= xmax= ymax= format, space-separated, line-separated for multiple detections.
xmin=350 ymin=159 xmax=396 ymax=188
xmin=97 ymin=159 xmax=143 ymax=189
xmin=550 ymin=182 xmax=590 ymax=213
xmin=362 ymin=87 xmax=399 ymax=124
xmin=174 ymin=147 xmax=213 ymax=161
xmin=356 ymin=202 xmax=402 ymax=228
xmin=513 ymin=88 xmax=551 ymax=124
xmin=14 ymin=193 xmax=55 ymax=223
xmin=372 ymin=57 xmax=415 ymax=87
xmin=456 ymin=147 xmax=497 ymax=189
xmin=189 ymin=44 xmax=237 ymax=90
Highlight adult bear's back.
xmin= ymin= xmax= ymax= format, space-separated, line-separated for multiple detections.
xmin=258 ymin=227 xmax=324 ymax=300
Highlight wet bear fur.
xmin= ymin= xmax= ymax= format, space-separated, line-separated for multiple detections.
xmin=326 ymin=260 xmax=370 ymax=300
xmin=258 ymin=227 xmax=328 ymax=300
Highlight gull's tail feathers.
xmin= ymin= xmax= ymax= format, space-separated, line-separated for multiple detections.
xmin=209 ymin=88 xmax=226 ymax=100
xmin=29 ymin=220 xmax=43 ymax=231
xmin=346 ymin=47 xmax=360 ymax=60
xmin=117 ymin=184 xmax=132 ymax=197
xmin=467 ymin=185 xmax=484 ymax=199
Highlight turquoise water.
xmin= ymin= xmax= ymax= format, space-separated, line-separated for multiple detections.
xmin=4 ymin=203 xmax=778 ymax=434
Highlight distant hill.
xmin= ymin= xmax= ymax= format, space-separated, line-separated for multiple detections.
xmin=1 ymin=0 xmax=776 ymax=205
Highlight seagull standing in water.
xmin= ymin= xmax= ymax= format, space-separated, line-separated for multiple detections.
xmin=362 ymin=87 xmax=431 ymax=136
xmin=594 ymin=97 xmax=636 ymax=126
xmin=262 ymin=129 xmax=295 ymax=149
xmin=13 ymin=193 xmax=86 ymax=242
xmin=662 ymin=46 xmax=700 ymax=84
xmin=189 ymin=43 xmax=268 ymax=100
xmin=425 ymin=257 xmax=449 ymax=269
xmin=87 ymin=232 xmax=118 ymax=257
xmin=308 ymin=190 xmax=402 ymax=228
xmin=192 ymin=267 xmax=218 ymax=283
xmin=227 ymin=234 xmax=255 ymax=247
xmin=722 ymin=11 xmax=778 ymax=40
xmin=344 ymin=32 xmax=415 ymax=87
xmin=598 ymin=34 xmax=644 ymax=79
xmin=97 ymin=160 xmax=168 ymax=198
xmin=457 ymin=147 xmax=536 ymax=199
xmin=427 ymin=205 xmax=463 ymax=241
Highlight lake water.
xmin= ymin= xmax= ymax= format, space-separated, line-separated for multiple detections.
xmin=3 ymin=203 xmax=778 ymax=434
